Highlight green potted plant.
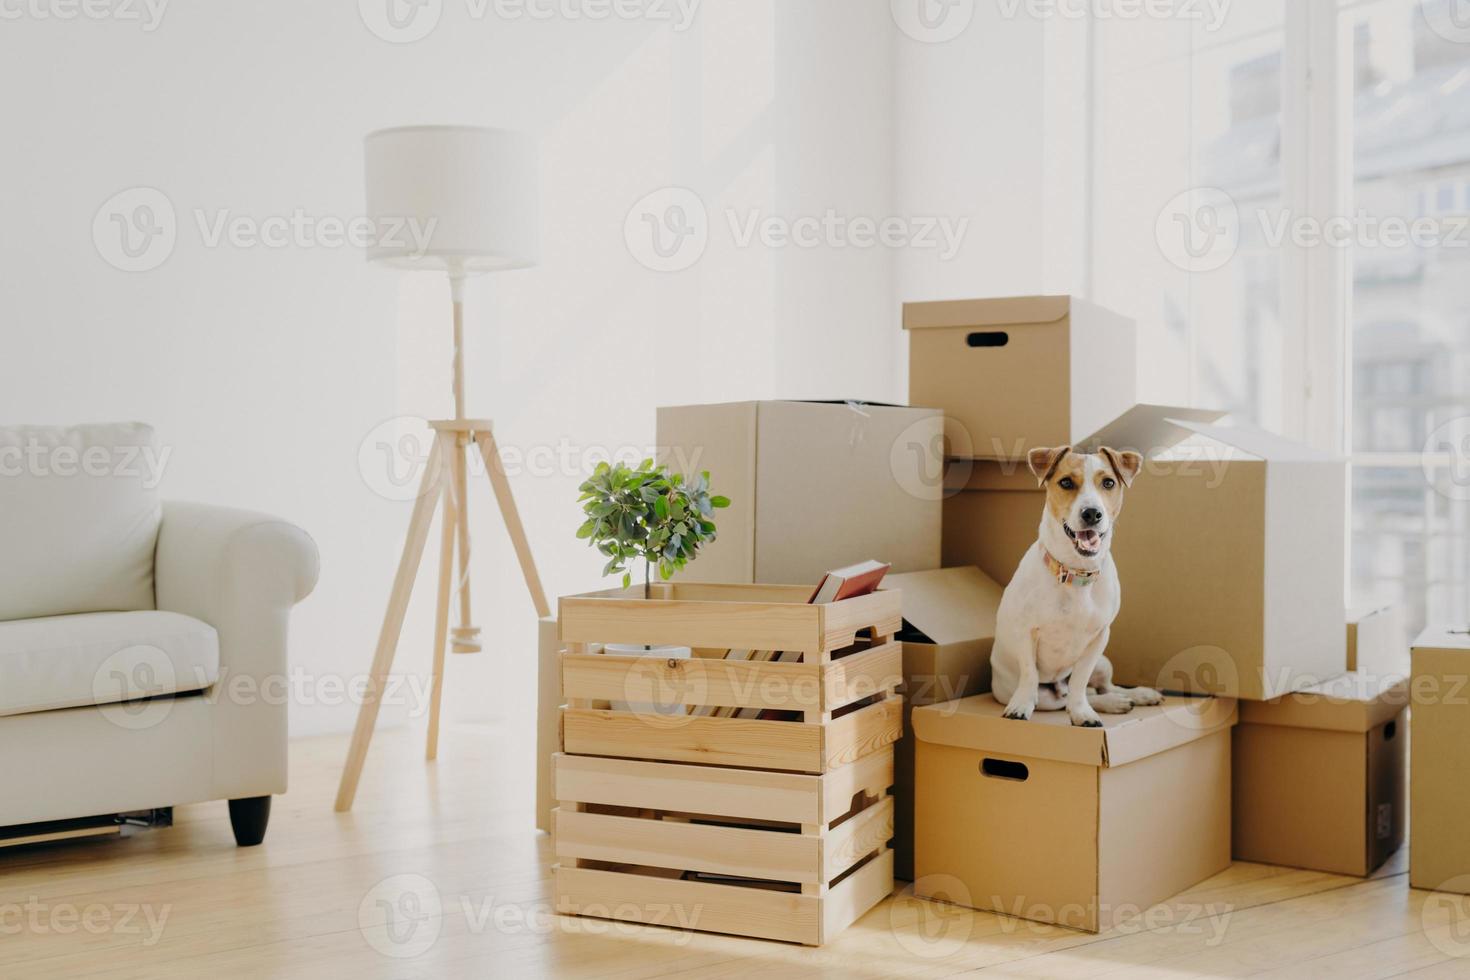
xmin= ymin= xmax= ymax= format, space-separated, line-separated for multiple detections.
xmin=577 ymin=460 xmax=729 ymax=709
xmin=577 ymin=459 xmax=729 ymax=600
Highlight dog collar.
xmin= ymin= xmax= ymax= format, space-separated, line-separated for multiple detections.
xmin=1042 ymin=548 xmax=1099 ymax=586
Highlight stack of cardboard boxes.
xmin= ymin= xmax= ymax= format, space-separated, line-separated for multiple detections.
xmin=651 ymin=294 xmax=1422 ymax=933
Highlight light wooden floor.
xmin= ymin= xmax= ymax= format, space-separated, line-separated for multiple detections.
xmin=4 ymin=726 xmax=1469 ymax=980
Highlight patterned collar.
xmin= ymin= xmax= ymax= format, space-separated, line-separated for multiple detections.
xmin=1042 ymin=547 xmax=1100 ymax=586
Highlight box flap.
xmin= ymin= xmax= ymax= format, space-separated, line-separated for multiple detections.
xmin=1075 ymin=404 xmax=1227 ymax=458
xmin=1238 ymin=673 xmax=1409 ymax=733
xmin=1164 ymin=419 xmax=1337 ymax=462
xmin=903 ymin=295 xmax=1071 ymax=330
xmin=783 ymin=398 xmax=918 ymax=410
xmin=1413 ymin=624 xmax=1470 ymax=652
xmin=885 ymin=566 xmax=1002 ymax=646
xmin=911 ymin=694 xmax=1236 ymax=767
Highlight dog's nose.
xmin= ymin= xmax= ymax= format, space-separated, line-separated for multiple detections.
xmin=1081 ymin=507 xmax=1103 ymax=527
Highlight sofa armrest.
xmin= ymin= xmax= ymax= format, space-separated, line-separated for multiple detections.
xmin=154 ymin=501 xmax=320 ymax=799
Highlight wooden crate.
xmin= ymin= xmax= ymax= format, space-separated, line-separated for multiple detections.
xmin=553 ymin=582 xmax=903 ymax=945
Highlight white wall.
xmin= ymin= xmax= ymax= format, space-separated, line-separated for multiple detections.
xmin=0 ymin=1 xmax=907 ymax=746
xmin=893 ymin=6 xmax=1089 ymax=307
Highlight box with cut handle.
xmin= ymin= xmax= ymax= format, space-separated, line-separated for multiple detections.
xmin=553 ymin=582 xmax=902 ymax=945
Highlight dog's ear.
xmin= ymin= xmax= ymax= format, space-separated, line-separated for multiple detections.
xmin=1100 ymin=446 xmax=1143 ymax=487
xmin=1027 ymin=446 xmax=1070 ymax=486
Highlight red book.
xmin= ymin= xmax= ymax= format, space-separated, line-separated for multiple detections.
xmin=807 ymin=559 xmax=891 ymax=604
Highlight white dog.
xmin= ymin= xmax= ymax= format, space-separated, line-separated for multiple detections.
xmin=990 ymin=445 xmax=1163 ymax=727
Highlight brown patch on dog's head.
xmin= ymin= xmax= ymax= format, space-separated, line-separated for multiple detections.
xmin=1027 ymin=446 xmax=1070 ymax=486
xmin=1098 ymin=446 xmax=1143 ymax=488
xmin=1029 ymin=446 xmax=1083 ymax=525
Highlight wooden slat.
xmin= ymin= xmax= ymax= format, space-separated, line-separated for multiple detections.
xmin=562 ymin=652 xmax=820 ymax=710
xmin=554 ymin=754 xmax=821 ymax=825
xmin=823 ymin=642 xmax=902 ymax=711
xmin=562 ymin=708 xmax=825 ymax=772
xmin=559 ymin=593 xmax=821 ymax=652
xmin=820 ymin=589 xmax=904 ymax=650
xmin=824 ymin=697 xmax=903 ymax=770
xmin=819 ymin=850 xmax=894 ymax=944
xmin=555 ymin=864 xmax=821 ymax=945
xmin=665 ymin=583 xmax=814 ymax=602
xmin=821 ymin=749 xmax=895 ymax=825
xmin=822 ymin=799 xmax=894 ymax=882
xmin=554 ymin=808 xmax=820 ymax=884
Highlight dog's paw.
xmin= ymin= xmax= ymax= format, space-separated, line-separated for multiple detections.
xmin=1069 ymin=709 xmax=1104 ymax=728
xmin=1088 ymin=691 xmax=1135 ymax=714
xmin=1002 ymin=702 xmax=1035 ymax=722
xmin=1125 ymin=685 xmax=1164 ymax=706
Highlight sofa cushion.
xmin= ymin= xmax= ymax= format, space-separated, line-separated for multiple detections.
xmin=0 ymin=611 xmax=219 ymax=717
xmin=0 ymin=423 xmax=163 ymax=621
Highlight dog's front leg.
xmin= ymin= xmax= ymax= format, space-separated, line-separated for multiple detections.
xmin=1001 ymin=630 xmax=1041 ymax=721
xmin=1066 ymin=628 xmax=1114 ymax=727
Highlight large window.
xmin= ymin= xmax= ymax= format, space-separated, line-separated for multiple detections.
xmin=1343 ymin=0 xmax=1470 ymax=634
xmin=1093 ymin=0 xmax=1470 ymax=641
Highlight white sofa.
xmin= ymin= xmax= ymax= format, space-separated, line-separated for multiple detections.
xmin=0 ymin=423 xmax=319 ymax=846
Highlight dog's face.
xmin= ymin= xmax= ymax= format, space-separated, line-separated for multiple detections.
xmin=1027 ymin=446 xmax=1143 ymax=561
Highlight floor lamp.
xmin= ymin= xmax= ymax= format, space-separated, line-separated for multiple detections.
xmin=336 ymin=125 xmax=551 ymax=812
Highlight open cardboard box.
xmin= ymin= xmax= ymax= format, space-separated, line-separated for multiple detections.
xmin=904 ymin=295 xmax=1137 ymax=458
xmin=1233 ymin=673 xmax=1407 ymax=876
xmin=1347 ymin=604 xmax=1407 ymax=675
xmin=912 ymin=694 xmax=1235 ymax=933
xmin=885 ymin=566 xmax=1003 ymax=879
xmin=657 ymin=400 xmax=942 ymax=586
xmin=943 ymin=404 xmax=1347 ymax=700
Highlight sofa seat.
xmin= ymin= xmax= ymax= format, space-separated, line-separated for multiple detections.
xmin=0 ymin=610 xmax=220 ymax=718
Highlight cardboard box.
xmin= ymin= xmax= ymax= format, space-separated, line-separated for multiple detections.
xmin=943 ymin=406 xmax=1346 ymax=700
xmin=904 ymin=295 xmax=1137 ymax=458
xmin=657 ymin=400 xmax=942 ymax=585
xmin=1347 ymin=605 xmax=1407 ymax=675
xmin=1233 ymin=673 xmax=1407 ymax=876
xmin=1411 ymin=626 xmax=1470 ymax=893
xmin=912 ymin=694 xmax=1235 ymax=933
xmin=886 ymin=566 xmax=1003 ymax=879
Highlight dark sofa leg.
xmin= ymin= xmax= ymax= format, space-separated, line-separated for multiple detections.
xmin=228 ymin=796 xmax=271 ymax=846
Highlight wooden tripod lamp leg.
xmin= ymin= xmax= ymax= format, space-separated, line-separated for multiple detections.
xmin=335 ymin=433 xmax=449 ymax=813
xmin=474 ymin=429 xmax=551 ymax=619
xmin=425 ymin=480 xmax=456 ymax=762
xmin=450 ymin=442 xmax=480 ymax=653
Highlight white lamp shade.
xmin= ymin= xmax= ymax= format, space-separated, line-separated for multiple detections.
xmin=364 ymin=125 xmax=539 ymax=271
